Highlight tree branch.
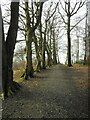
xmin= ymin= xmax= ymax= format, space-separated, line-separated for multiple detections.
xmin=58 ymin=7 xmax=67 ymax=25
xmin=71 ymin=1 xmax=86 ymax=16
xmin=46 ymin=2 xmax=59 ymax=22
xmin=70 ymin=14 xmax=86 ymax=31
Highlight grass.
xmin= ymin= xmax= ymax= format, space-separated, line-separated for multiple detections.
xmin=13 ymin=69 xmax=25 ymax=83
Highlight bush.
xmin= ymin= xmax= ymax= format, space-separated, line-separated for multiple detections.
xmin=75 ymin=60 xmax=86 ymax=65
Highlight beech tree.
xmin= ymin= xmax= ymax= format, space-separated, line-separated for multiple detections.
xmin=84 ymin=16 xmax=88 ymax=63
xmin=2 ymin=1 xmax=20 ymax=97
xmin=24 ymin=0 xmax=44 ymax=79
xmin=0 ymin=5 xmax=2 ymax=94
xmin=41 ymin=1 xmax=59 ymax=69
xmin=46 ymin=15 xmax=58 ymax=66
xmin=52 ymin=27 xmax=57 ymax=64
xmin=58 ymin=0 xmax=85 ymax=66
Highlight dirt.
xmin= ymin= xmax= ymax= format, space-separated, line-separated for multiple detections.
xmin=2 ymin=64 xmax=89 ymax=119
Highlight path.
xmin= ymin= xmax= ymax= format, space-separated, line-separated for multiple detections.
xmin=2 ymin=64 xmax=88 ymax=118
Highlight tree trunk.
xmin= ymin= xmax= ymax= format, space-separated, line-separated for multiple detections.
xmin=42 ymin=37 xmax=46 ymax=69
xmin=24 ymin=2 xmax=34 ymax=79
xmin=46 ymin=44 xmax=52 ymax=67
xmin=42 ymin=21 xmax=47 ymax=69
xmin=0 ymin=6 xmax=2 ymax=94
xmin=2 ymin=19 xmax=8 ymax=97
xmin=52 ymin=30 xmax=57 ymax=65
xmin=49 ymin=25 xmax=53 ymax=66
xmin=88 ymin=25 xmax=90 ymax=65
xmin=34 ymin=34 xmax=42 ymax=72
xmin=39 ymin=19 xmax=43 ymax=69
xmin=6 ymin=1 xmax=19 ymax=93
xmin=76 ymin=38 xmax=79 ymax=62
xmin=84 ymin=37 xmax=87 ymax=64
xmin=46 ymin=29 xmax=52 ymax=67
xmin=0 ymin=7 xmax=8 ymax=97
xmin=2 ymin=1 xmax=20 ymax=97
xmin=67 ymin=22 xmax=72 ymax=66
xmin=76 ymin=27 xmax=79 ymax=62
xmin=25 ymin=31 xmax=34 ymax=79
xmin=24 ymin=2 xmax=44 ymax=78
xmin=67 ymin=2 xmax=72 ymax=67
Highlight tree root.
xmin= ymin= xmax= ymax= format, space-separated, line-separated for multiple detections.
xmin=21 ymin=72 xmax=25 ymax=78
xmin=4 ymin=81 xmax=21 ymax=99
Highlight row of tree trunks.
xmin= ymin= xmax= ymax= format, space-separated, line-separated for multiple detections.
xmin=24 ymin=1 xmax=44 ymax=79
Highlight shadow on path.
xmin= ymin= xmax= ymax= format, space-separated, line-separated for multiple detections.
xmin=2 ymin=64 xmax=88 ymax=118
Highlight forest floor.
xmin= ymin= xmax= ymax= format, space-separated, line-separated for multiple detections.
xmin=2 ymin=64 xmax=89 ymax=119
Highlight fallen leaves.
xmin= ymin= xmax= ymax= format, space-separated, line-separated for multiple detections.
xmin=72 ymin=64 xmax=88 ymax=89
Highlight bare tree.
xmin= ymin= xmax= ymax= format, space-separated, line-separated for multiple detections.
xmin=41 ymin=1 xmax=59 ymax=69
xmin=58 ymin=0 xmax=86 ymax=66
xmin=0 ymin=5 xmax=3 ymax=95
xmin=84 ymin=16 xmax=88 ymax=64
xmin=2 ymin=1 xmax=20 ymax=97
xmin=24 ymin=0 xmax=44 ymax=79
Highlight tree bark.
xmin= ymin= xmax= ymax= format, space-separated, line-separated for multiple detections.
xmin=67 ymin=2 xmax=72 ymax=67
xmin=2 ymin=19 xmax=8 ymax=97
xmin=0 ymin=6 xmax=8 ymax=97
xmin=24 ymin=2 xmax=44 ymax=78
xmin=76 ymin=38 xmax=79 ymax=62
xmin=2 ymin=2 xmax=19 ymax=96
xmin=42 ymin=20 xmax=47 ymax=69
xmin=34 ymin=34 xmax=42 ymax=72
xmin=24 ymin=2 xmax=34 ymax=79
xmin=39 ymin=18 xmax=43 ymax=69
xmin=52 ymin=30 xmax=57 ymax=65
xmin=46 ymin=44 xmax=52 ymax=67
xmin=84 ymin=37 xmax=87 ymax=64
xmin=76 ymin=26 xmax=79 ymax=62
xmin=25 ymin=31 xmax=34 ymax=79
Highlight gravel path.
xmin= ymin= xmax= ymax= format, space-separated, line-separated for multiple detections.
xmin=2 ymin=64 xmax=88 ymax=118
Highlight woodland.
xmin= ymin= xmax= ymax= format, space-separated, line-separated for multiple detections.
xmin=0 ymin=0 xmax=90 ymax=119
xmin=0 ymin=0 xmax=89 ymax=118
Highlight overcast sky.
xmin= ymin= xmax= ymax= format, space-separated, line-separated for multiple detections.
xmin=1 ymin=0 xmax=87 ymax=64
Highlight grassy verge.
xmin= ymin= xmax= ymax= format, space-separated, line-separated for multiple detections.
xmin=13 ymin=69 xmax=25 ymax=83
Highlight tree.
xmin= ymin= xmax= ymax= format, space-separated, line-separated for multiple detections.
xmin=46 ymin=15 xmax=58 ymax=66
xmin=41 ymin=1 xmax=59 ymax=69
xmin=2 ymin=1 xmax=20 ymax=97
xmin=0 ymin=5 xmax=3 ymax=94
xmin=84 ymin=16 xmax=88 ymax=64
xmin=34 ymin=33 xmax=42 ymax=72
xmin=24 ymin=0 xmax=44 ymax=79
xmin=52 ymin=27 xmax=57 ymax=65
xmin=58 ymin=0 xmax=85 ymax=66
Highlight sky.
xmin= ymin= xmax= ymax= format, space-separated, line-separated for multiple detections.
xmin=1 ymin=0 xmax=87 ymax=64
